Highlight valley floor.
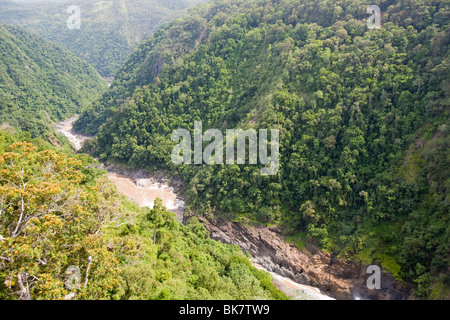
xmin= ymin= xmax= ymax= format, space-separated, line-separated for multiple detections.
xmin=54 ymin=116 xmax=337 ymax=300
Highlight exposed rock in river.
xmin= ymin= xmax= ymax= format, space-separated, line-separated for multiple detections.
xmin=54 ymin=116 xmax=410 ymax=300
xmin=53 ymin=115 xmax=90 ymax=151
xmin=102 ymin=162 xmax=186 ymax=221
xmin=198 ymin=216 xmax=409 ymax=300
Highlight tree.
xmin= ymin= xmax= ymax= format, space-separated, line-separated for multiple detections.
xmin=0 ymin=142 xmax=120 ymax=299
xmin=147 ymin=198 xmax=177 ymax=244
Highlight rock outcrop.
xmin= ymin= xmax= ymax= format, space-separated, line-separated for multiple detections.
xmin=198 ymin=216 xmax=409 ymax=300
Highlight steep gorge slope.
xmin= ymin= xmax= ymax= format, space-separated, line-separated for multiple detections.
xmin=0 ymin=0 xmax=207 ymax=77
xmin=0 ymin=130 xmax=287 ymax=300
xmin=0 ymin=23 xmax=107 ymax=140
xmin=75 ymin=0 xmax=449 ymax=299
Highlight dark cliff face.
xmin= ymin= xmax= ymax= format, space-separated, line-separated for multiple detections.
xmin=198 ymin=216 xmax=410 ymax=300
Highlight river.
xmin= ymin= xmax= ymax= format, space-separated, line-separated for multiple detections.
xmin=53 ymin=116 xmax=185 ymax=216
xmin=54 ymin=115 xmax=334 ymax=300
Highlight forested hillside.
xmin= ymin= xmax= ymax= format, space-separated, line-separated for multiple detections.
xmin=75 ymin=0 xmax=450 ymax=299
xmin=0 ymin=23 xmax=107 ymax=140
xmin=0 ymin=130 xmax=286 ymax=300
xmin=0 ymin=0 xmax=207 ymax=77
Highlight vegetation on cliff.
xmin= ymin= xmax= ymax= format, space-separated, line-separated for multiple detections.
xmin=0 ymin=23 xmax=107 ymax=141
xmin=0 ymin=131 xmax=287 ymax=300
xmin=0 ymin=0 xmax=207 ymax=77
xmin=74 ymin=0 xmax=449 ymax=298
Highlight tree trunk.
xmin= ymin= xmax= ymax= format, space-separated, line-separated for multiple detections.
xmin=17 ymin=273 xmax=31 ymax=300
xmin=83 ymin=256 xmax=92 ymax=289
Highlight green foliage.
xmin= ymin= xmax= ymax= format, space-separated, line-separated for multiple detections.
xmin=112 ymin=206 xmax=287 ymax=300
xmin=0 ymin=0 xmax=208 ymax=77
xmin=0 ymin=134 xmax=286 ymax=300
xmin=285 ymin=231 xmax=307 ymax=251
xmin=76 ymin=0 xmax=449 ymax=298
xmin=0 ymin=139 xmax=123 ymax=300
xmin=0 ymin=23 xmax=107 ymax=143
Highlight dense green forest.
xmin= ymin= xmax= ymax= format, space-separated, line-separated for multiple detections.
xmin=0 ymin=0 xmax=207 ymax=77
xmin=0 ymin=130 xmax=286 ymax=300
xmin=0 ymin=12 xmax=288 ymax=300
xmin=75 ymin=0 xmax=450 ymax=299
xmin=0 ymin=23 xmax=107 ymax=140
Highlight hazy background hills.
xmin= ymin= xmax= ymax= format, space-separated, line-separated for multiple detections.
xmin=0 ymin=0 xmax=207 ymax=77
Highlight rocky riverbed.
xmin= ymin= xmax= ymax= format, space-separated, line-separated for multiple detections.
xmin=54 ymin=116 xmax=409 ymax=300
xmin=53 ymin=116 xmax=186 ymax=219
xmin=53 ymin=115 xmax=90 ymax=151
xmin=199 ymin=216 xmax=409 ymax=300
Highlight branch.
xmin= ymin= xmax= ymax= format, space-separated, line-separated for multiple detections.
xmin=83 ymin=256 xmax=92 ymax=289
xmin=11 ymin=198 xmax=25 ymax=238
xmin=16 ymin=273 xmax=31 ymax=300
xmin=64 ymin=292 xmax=76 ymax=300
xmin=0 ymin=176 xmax=20 ymax=189
xmin=38 ymin=249 xmax=48 ymax=266
xmin=0 ymin=256 xmax=13 ymax=263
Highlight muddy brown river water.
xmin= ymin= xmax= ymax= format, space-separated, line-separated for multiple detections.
xmin=108 ymin=173 xmax=185 ymax=219
xmin=54 ymin=115 xmax=333 ymax=300
xmin=107 ymin=173 xmax=178 ymax=208
xmin=54 ymin=116 xmax=185 ymax=217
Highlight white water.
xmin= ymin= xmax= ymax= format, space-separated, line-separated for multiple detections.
xmin=253 ymin=264 xmax=334 ymax=300
xmin=53 ymin=115 xmax=89 ymax=151
xmin=53 ymin=116 xmax=185 ymax=218
xmin=54 ymin=116 xmax=334 ymax=300
xmin=108 ymin=172 xmax=185 ymax=220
